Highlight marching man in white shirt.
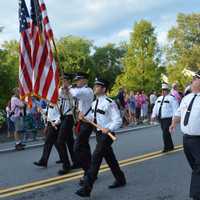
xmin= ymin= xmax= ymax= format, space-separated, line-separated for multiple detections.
xmin=70 ymin=72 xmax=94 ymax=185
xmin=170 ymin=71 xmax=200 ymax=200
xmin=151 ymin=83 xmax=179 ymax=152
xmin=57 ymin=73 xmax=79 ymax=175
xmin=34 ymin=102 xmax=62 ymax=168
xmin=75 ymin=77 xmax=126 ymax=197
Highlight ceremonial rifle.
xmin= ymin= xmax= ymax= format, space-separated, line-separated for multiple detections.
xmin=81 ymin=117 xmax=117 ymax=141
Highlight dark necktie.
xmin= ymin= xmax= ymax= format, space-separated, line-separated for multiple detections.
xmin=94 ymin=99 xmax=99 ymax=124
xmin=60 ymin=98 xmax=64 ymax=116
xmin=183 ymin=94 xmax=197 ymax=126
xmin=158 ymin=96 xmax=165 ymax=120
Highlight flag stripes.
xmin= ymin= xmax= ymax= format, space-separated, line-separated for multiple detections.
xmin=19 ymin=0 xmax=59 ymax=104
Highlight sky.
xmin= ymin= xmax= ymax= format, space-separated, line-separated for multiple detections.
xmin=0 ymin=0 xmax=200 ymax=47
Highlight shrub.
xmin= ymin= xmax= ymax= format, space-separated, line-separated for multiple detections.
xmin=0 ymin=110 xmax=6 ymax=128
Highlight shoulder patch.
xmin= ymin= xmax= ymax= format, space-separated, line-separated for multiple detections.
xmin=106 ymin=97 xmax=112 ymax=103
xmin=111 ymin=102 xmax=118 ymax=109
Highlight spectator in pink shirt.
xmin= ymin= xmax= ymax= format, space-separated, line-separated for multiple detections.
xmin=10 ymin=88 xmax=26 ymax=150
xmin=141 ymin=91 xmax=148 ymax=121
xmin=135 ymin=92 xmax=142 ymax=124
xmin=171 ymin=83 xmax=182 ymax=103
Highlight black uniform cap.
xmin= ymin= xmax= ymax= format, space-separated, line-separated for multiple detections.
xmin=63 ymin=73 xmax=73 ymax=80
xmin=194 ymin=70 xmax=200 ymax=79
xmin=73 ymin=72 xmax=89 ymax=81
xmin=94 ymin=77 xmax=109 ymax=88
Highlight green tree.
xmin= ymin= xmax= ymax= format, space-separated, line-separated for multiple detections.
xmin=166 ymin=13 xmax=200 ymax=89
xmin=112 ymin=20 xmax=162 ymax=95
xmin=0 ymin=40 xmax=19 ymax=108
xmin=56 ymin=36 xmax=94 ymax=80
xmin=92 ymin=43 xmax=126 ymax=90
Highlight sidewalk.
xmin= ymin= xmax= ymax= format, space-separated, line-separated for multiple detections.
xmin=0 ymin=122 xmax=159 ymax=153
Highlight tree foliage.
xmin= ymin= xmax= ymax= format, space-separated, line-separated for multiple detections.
xmin=55 ymin=35 xmax=95 ymax=84
xmin=56 ymin=36 xmax=126 ymax=88
xmin=0 ymin=40 xmax=19 ymax=108
xmin=166 ymin=13 xmax=200 ymax=89
xmin=92 ymin=43 xmax=126 ymax=90
xmin=112 ymin=20 xmax=162 ymax=95
xmin=1 ymin=13 xmax=200 ymax=108
xmin=56 ymin=36 xmax=93 ymax=70
xmin=0 ymin=35 xmax=126 ymax=108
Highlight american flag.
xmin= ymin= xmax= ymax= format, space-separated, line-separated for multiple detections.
xmin=19 ymin=0 xmax=32 ymax=98
xmin=19 ymin=0 xmax=59 ymax=104
xmin=39 ymin=0 xmax=54 ymax=40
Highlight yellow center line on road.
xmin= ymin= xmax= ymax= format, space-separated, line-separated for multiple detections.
xmin=0 ymin=145 xmax=183 ymax=198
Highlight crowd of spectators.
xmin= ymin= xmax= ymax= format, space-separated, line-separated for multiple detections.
xmin=116 ymin=88 xmax=155 ymax=126
xmin=1 ymin=82 xmax=186 ymax=149
xmin=115 ymin=83 xmax=185 ymax=127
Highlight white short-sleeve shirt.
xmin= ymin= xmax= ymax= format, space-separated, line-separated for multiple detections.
xmin=174 ymin=93 xmax=200 ymax=135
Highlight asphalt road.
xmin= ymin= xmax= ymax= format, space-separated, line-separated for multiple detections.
xmin=0 ymin=125 xmax=192 ymax=200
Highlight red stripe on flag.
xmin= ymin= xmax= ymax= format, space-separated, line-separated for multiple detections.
xmin=20 ymin=54 xmax=32 ymax=92
xmin=22 ymin=32 xmax=32 ymax=66
xmin=51 ymin=66 xmax=59 ymax=103
xmin=40 ymin=3 xmax=46 ymax=12
xmin=51 ymin=88 xmax=58 ymax=104
xmin=19 ymin=81 xmax=25 ymax=97
xmin=48 ymin=30 xmax=53 ymax=39
xmin=42 ymin=65 xmax=53 ymax=98
xmin=43 ymin=16 xmax=49 ymax=25
xmin=34 ymin=42 xmax=48 ymax=93
xmin=32 ymin=30 xmax=40 ymax=68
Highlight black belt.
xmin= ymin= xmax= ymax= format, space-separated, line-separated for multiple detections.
xmin=63 ymin=113 xmax=73 ymax=117
xmin=96 ymin=130 xmax=115 ymax=135
xmin=159 ymin=117 xmax=172 ymax=120
xmin=48 ymin=120 xmax=55 ymax=123
xmin=184 ymin=134 xmax=200 ymax=138
xmin=62 ymin=108 xmax=72 ymax=115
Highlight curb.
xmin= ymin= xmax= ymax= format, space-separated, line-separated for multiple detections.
xmin=116 ymin=124 xmax=159 ymax=134
xmin=0 ymin=124 xmax=158 ymax=154
xmin=0 ymin=142 xmax=44 ymax=154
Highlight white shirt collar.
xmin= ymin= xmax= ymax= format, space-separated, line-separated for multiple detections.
xmin=96 ymin=95 xmax=106 ymax=100
xmin=191 ymin=92 xmax=200 ymax=96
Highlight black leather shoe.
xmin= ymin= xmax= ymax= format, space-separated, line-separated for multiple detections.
xmin=33 ymin=161 xmax=47 ymax=168
xmin=79 ymin=176 xmax=98 ymax=186
xmin=79 ymin=178 xmax=84 ymax=186
xmin=71 ymin=164 xmax=81 ymax=169
xmin=21 ymin=143 xmax=26 ymax=147
xmin=108 ymin=180 xmax=126 ymax=189
xmin=162 ymin=148 xmax=174 ymax=153
xmin=56 ymin=160 xmax=63 ymax=164
xmin=193 ymin=197 xmax=200 ymax=200
xmin=58 ymin=168 xmax=70 ymax=175
xmin=75 ymin=187 xmax=91 ymax=197
xmin=15 ymin=143 xmax=25 ymax=151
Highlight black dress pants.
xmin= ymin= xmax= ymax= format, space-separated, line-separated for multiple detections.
xmin=84 ymin=131 xmax=126 ymax=189
xmin=183 ymin=134 xmax=200 ymax=198
xmin=57 ymin=115 xmax=75 ymax=169
xmin=40 ymin=123 xmax=61 ymax=165
xmin=160 ymin=118 xmax=174 ymax=150
xmin=74 ymin=121 xmax=93 ymax=174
